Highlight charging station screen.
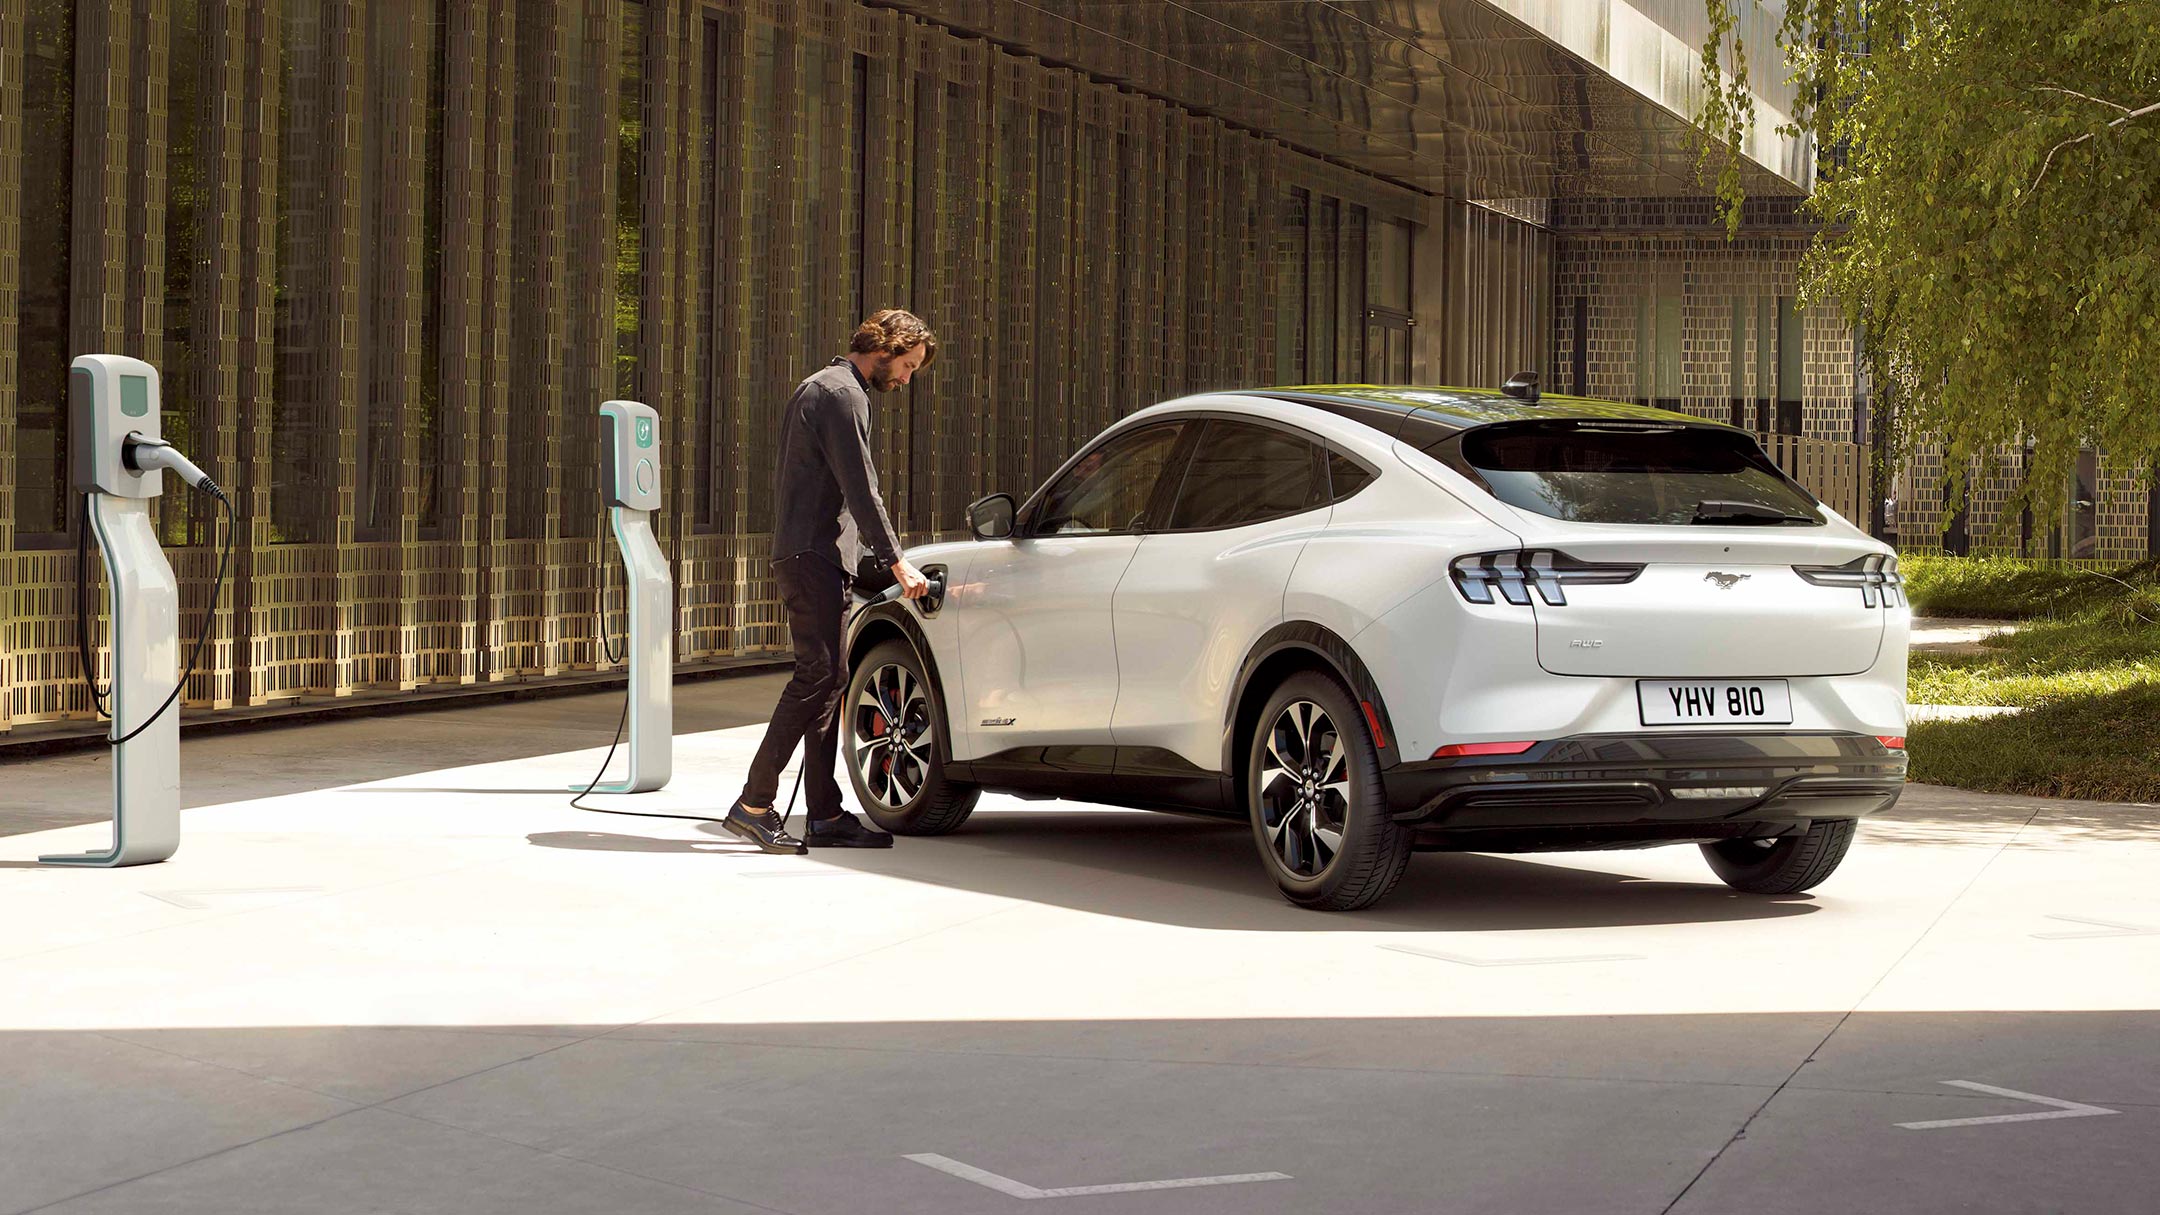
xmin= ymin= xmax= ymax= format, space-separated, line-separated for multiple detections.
xmin=121 ymin=374 xmax=152 ymax=417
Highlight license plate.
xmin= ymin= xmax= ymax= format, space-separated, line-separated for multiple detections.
xmin=1637 ymin=679 xmax=1792 ymax=726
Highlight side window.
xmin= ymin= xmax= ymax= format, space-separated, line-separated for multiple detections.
xmin=1328 ymin=452 xmax=1373 ymax=501
xmin=1031 ymin=424 xmax=1184 ymax=536
xmin=1166 ymin=421 xmax=1328 ymax=531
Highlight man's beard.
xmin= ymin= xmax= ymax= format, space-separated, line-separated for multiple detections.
xmin=869 ymin=362 xmax=904 ymax=392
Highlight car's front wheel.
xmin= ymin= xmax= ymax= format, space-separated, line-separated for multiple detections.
xmin=1246 ymin=671 xmax=1413 ymax=911
xmin=1700 ymin=819 xmax=1856 ymax=893
xmin=844 ymin=639 xmax=978 ymax=835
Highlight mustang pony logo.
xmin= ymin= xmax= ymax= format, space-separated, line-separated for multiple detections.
xmin=1703 ymin=572 xmax=1750 ymax=590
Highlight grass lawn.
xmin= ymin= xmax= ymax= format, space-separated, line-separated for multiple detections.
xmin=1902 ymin=555 xmax=2160 ymax=802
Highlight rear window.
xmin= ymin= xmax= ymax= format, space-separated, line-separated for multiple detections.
xmin=1435 ymin=421 xmax=1825 ymax=526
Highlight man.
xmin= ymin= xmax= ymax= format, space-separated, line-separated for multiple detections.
xmin=723 ymin=309 xmax=934 ymax=854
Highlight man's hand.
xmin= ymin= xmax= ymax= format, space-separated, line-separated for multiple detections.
xmin=891 ymin=559 xmax=930 ymax=599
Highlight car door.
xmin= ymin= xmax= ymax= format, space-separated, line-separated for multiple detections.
xmin=952 ymin=420 xmax=1190 ymax=762
xmin=1110 ymin=418 xmax=1334 ymax=772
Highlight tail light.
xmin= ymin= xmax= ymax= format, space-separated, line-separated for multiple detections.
xmin=1449 ymin=549 xmax=1643 ymax=607
xmin=1876 ymin=735 xmax=1906 ymax=750
xmin=1795 ymin=553 xmax=1904 ymax=607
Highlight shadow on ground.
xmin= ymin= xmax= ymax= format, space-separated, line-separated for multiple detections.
xmin=531 ymin=809 xmax=1830 ymax=933
xmin=7 ymin=1011 xmax=2156 ymax=1215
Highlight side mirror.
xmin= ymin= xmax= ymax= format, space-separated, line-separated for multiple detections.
xmin=1500 ymin=370 xmax=1540 ymax=403
xmin=967 ymin=493 xmax=1016 ymax=541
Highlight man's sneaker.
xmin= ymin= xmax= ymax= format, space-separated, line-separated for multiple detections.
xmin=805 ymin=812 xmax=894 ymax=849
xmin=721 ymin=802 xmax=807 ymax=855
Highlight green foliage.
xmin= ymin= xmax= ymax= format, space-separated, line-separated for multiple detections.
xmin=1697 ymin=1 xmax=2160 ymax=529
xmin=1909 ymin=684 xmax=2160 ymax=802
xmin=1903 ymin=554 xmax=2160 ymax=800
xmin=1909 ymin=619 xmax=2160 ymax=706
xmin=1900 ymin=553 xmax=2160 ymax=622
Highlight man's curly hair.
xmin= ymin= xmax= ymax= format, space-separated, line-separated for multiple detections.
xmin=849 ymin=309 xmax=937 ymax=369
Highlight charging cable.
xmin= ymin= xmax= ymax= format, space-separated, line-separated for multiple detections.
xmin=75 ymin=437 xmax=236 ymax=745
xmin=774 ymin=575 xmax=938 ymax=836
xmin=571 ymin=571 xmax=935 ymax=833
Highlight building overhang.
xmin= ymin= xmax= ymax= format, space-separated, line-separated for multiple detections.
xmin=870 ymin=0 xmax=1812 ymax=204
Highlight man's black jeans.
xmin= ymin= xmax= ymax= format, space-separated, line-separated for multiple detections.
xmin=741 ymin=553 xmax=852 ymax=820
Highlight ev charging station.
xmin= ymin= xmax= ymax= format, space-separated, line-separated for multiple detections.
xmin=49 ymin=354 xmax=225 ymax=867
xmin=588 ymin=400 xmax=673 ymax=793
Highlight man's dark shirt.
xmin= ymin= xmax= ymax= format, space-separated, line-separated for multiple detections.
xmin=771 ymin=357 xmax=904 ymax=575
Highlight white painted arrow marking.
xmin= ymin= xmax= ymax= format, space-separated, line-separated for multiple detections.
xmin=1896 ymin=1081 xmax=2121 ymax=1130
xmin=1381 ymin=944 xmax=1645 ymax=967
xmin=2032 ymin=915 xmax=2159 ymax=940
xmin=142 ymin=887 xmax=323 ymax=910
xmin=905 ymin=1154 xmax=1290 ymax=1199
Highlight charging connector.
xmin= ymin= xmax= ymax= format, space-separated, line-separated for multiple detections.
xmin=122 ymin=433 xmax=220 ymax=498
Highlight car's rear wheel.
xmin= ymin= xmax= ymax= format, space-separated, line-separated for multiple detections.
xmin=844 ymin=639 xmax=978 ymax=835
xmin=1246 ymin=671 xmax=1412 ymax=911
xmin=1700 ymin=818 xmax=1856 ymax=893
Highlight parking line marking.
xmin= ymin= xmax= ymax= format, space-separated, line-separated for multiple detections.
xmin=1896 ymin=1081 xmax=2120 ymax=1130
xmin=2032 ymin=915 xmax=2158 ymax=940
xmin=904 ymin=1153 xmax=1291 ymax=1199
xmin=1381 ymin=944 xmax=1645 ymax=967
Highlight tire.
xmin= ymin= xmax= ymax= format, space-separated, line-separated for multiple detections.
xmin=1245 ymin=670 xmax=1413 ymax=911
xmin=843 ymin=639 xmax=979 ymax=835
xmin=1700 ymin=818 xmax=1857 ymax=894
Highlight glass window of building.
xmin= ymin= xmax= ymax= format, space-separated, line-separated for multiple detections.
xmin=1275 ymin=189 xmax=1308 ymax=384
xmin=1729 ymin=296 xmax=1748 ymax=429
xmin=1654 ymin=292 xmax=1682 ymax=406
xmin=1373 ymin=219 xmax=1411 ymax=314
xmin=1755 ymin=296 xmax=1776 ymax=432
xmin=1311 ymin=196 xmax=1338 ymax=381
xmin=1341 ymin=204 xmax=1367 ymax=382
xmin=1634 ymin=296 xmax=1654 ymax=404
xmin=1777 ymin=296 xmax=1803 ymax=435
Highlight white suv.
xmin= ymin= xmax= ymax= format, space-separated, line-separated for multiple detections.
xmin=843 ymin=383 xmax=1910 ymax=911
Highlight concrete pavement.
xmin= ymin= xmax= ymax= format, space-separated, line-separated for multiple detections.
xmin=3 ymin=707 xmax=2156 ymax=1214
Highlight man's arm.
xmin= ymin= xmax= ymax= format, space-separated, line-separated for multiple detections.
xmin=811 ymin=386 xmax=905 ymax=570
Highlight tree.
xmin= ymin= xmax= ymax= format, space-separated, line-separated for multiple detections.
xmin=1695 ymin=1 xmax=2160 ymax=530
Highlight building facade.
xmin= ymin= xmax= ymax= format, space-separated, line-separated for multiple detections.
xmin=2 ymin=0 xmax=2143 ymax=739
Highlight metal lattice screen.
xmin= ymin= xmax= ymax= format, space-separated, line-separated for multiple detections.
xmin=0 ymin=0 xmax=1433 ymax=734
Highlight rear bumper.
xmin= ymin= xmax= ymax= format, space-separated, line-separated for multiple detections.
xmin=1382 ymin=731 xmax=1905 ymax=842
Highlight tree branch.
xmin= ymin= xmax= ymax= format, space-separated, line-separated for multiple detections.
xmin=2029 ymin=85 xmax=2135 ymax=114
xmin=2029 ymin=100 xmax=2160 ymax=196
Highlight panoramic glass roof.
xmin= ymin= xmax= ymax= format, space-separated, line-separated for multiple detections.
xmin=1254 ymin=384 xmax=1724 ymax=436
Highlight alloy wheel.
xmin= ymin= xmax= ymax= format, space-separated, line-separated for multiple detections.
xmin=1257 ymin=700 xmax=1351 ymax=877
xmin=853 ymin=663 xmax=932 ymax=809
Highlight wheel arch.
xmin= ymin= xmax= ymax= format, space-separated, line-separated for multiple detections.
xmin=847 ymin=604 xmax=957 ymax=765
xmin=1222 ymin=622 xmax=1401 ymax=813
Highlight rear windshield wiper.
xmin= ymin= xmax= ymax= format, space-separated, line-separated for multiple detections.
xmin=1691 ymin=500 xmax=1817 ymax=526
